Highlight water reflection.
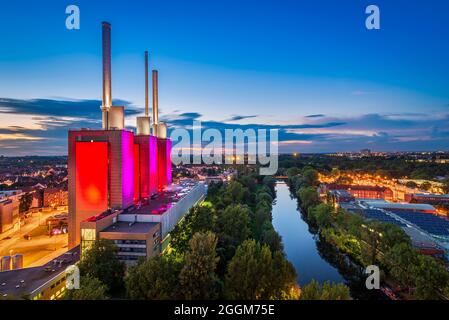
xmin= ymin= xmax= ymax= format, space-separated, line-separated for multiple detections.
xmin=272 ymin=182 xmax=384 ymax=300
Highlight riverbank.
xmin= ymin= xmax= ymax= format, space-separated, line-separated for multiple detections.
xmin=289 ymin=167 xmax=449 ymax=300
xmin=272 ymin=181 xmax=384 ymax=300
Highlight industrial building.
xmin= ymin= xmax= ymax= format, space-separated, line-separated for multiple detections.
xmin=68 ymin=22 xmax=173 ymax=249
xmin=405 ymin=193 xmax=449 ymax=205
xmin=68 ymin=22 xmax=205 ymax=268
xmin=359 ymin=200 xmax=437 ymax=214
xmin=79 ymin=208 xmax=162 ymax=266
xmin=79 ymin=180 xmax=206 ymax=265
xmin=322 ymin=184 xmax=394 ymax=201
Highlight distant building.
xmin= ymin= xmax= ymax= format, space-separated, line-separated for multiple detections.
xmin=361 ymin=200 xmax=437 ymax=214
xmin=0 ymin=199 xmax=15 ymax=233
xmin=405 ymin=193 xmax=449 ymax=205
xmin=44 ymin=188 xmax=68 ymax=208
xmin=324 ymin=184 xmax=393 ymax=201
xmin=360 ymin=149 xmax=371 ymax=156
xmin=0 ymin=190 xmax=21 ymax=233
xmin=329 ymin=189 xmax=355 ymax=203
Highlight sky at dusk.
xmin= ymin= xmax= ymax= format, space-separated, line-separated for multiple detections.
xmin=0 ymin=0 xmax=448 ymax=155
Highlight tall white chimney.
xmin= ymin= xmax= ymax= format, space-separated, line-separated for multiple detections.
xmin=145 ymin=51 xmax=149 ymax=117
xmin=152 ymin=70 xmax=159 ymax=135
xmin=136 ymin=51 xmax=151 ymax=135
xmin=101 ymin=22 xmax=112 ymax=130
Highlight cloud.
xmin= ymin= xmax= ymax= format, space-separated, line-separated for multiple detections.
xmin=0 ymin=98 xmax=141 ymax=118
xmin=224 ymin=115 xmax=258 ymax=122
xmin=1 ymin=97 xmax=449 ymax=155
xmin=305 ymin=114 xmax=325 ymax=118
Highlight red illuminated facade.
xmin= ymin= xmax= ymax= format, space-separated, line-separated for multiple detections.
xmin=134 ymin=144 xmax=140 ymax=202
xmin=157 ymin=138 xmax=168 ymax=191
xmin=324 ymin=184 xmax=393 ymax=200
xmin=134 ymin=135 xmax=159 ymax=200
xmin=69 ymin=129 xmax=171 ymax=248
xmin=68 ymin=21 xmax=173 ymax=249
xmin=68 ymin=130 xmax=138 ymax=248
xmin=75 ymin=141 xmax=109 ymax=215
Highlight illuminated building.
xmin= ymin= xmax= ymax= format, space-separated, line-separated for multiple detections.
xmin=0 ymin=247 xmax=80 ymax=300
xmin=68 ymin=22 xmax=174 ymax=249
xmin=405 ymin=193 xmax=449 ymax=205
xmin=323 ymin=184 xmax=393 ymax=201
xmin=0 ymin=190 xmax=21 ymax=233
xmin=79 ymin=209 xmax=161 ymax=266
xmin=43 ymin=188 xmax=68 ymax=208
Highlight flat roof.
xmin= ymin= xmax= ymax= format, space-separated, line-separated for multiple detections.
xmin=365 ymin=202 xmax=436 ymax=211
xmin=0 ymin=246 xmax=79 ymax=299
xmin=123 ymin=180 xmax=201 ymax=215
xmin=413 ymin=193 xmax=449 ymax=199
xmin=100 ymin=221 xmax=159 ymax=234
xmin=403 ymin=227 xmax=442 ymax=250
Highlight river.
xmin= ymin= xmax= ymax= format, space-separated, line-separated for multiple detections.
xmin=272 ymin=181 xmax=383 ymax=300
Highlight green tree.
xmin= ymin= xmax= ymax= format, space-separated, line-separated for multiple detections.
xmin=302 ymin=168 xmax=319 ymax=187
xmin=308 ymin=203 xmax=333 ymax=228
xmin=19 ymin=192 xmax=33 ymax=213
xmin=297 ymin=187 xmax=320 ymax=211
xmin=405 ymin=181 xmax=418 ymax=189
xmin=262 ymin=176 xmax=276 ymax=195
xmin=260 ymin=222 xmax=283 ymax=252
xmin=78 ymin=239 xmax=125 ymax=295
xmin=286 ymin=167 xmax=301 ymax=178
xmin=384 ymin=243 xmax=417 ymax=290
xmin=215 ymin=205 xmax=250 ymax=266
xmin=378 ymin=223 xmax=411 ymax=253
xmin=412 ymin=254 xmax=449 ymax=300
xmin=256 ymin=192 xmax=273 ymax=206
xmin=301 ymin=280 xmax=351 ymax=300
xmin=225 ymin=181 xmax=246 ymax=203
xmin=252 ymin=208 xmax=271 ymax=240
xmin=420 ymin=181 xmax=432 ymax=191
xmin=442 ymin=178 xmax=449 ymax=194
xmin=126 ymin=255 xmax=182 ymax=300
xmin=179 ymin=232 xmax=220 ymax=300
xmin=170 ymin=205 xmax=215 ymax=254
xmin=64 ymin=276 xmax=108 ymax=300
xmin=224 ymin=240 xmax=298 ymax=300
xmin=360 ymin=221 xmax=383 ymax=265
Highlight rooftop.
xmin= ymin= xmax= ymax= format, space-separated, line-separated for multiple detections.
xmin=0 ymin=246 xmax=79 ymax=299
xmin=413 ymin=193 xmax=449 ymax=199
xmin=364 ymin=201 xmax=436 ymax=212
xmin=100 ymin=221 xmax=159 ymax=234
xmin=123 ymin=179 xmax=200 ymax=216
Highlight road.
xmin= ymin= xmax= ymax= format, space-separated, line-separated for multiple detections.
xmin=0 ymin=209 xmax=68 ymax=268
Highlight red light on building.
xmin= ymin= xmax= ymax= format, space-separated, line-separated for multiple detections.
xmin=134 ymin=135 xmax=158 ymax=199
xmin=75 ymin=141 xmax=109 ymax=220
xmin=157 ymin=138 xmax=168 ymax=191
xmin=149 ymin=136 xmax=158 ymax=195
xmin=134 ymin=144 xmax=140 ymax=202
xmin=166 ymin=139 xmax=172 ymax=185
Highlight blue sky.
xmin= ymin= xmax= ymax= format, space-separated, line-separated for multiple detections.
xmin=0 ymin=0 xmax=448 ymax=155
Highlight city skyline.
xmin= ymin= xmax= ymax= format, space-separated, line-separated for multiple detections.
xmin=1 ymin=0 xmax=449 ymax=155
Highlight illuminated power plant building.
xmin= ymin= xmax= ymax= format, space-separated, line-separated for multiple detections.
xmin=68 ymin=22 xmax=197 ymax=256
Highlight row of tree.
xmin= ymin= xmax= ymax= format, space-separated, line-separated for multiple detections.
xmin=291 ymin=167 xmax=449 ymax=300
xmin=66 ymin=173 xmax=299 ymax=300
xmin=65 ymin=171 xmax=353 ymax=300
xmin=278 ymin=154 xmax=449 ymax=183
